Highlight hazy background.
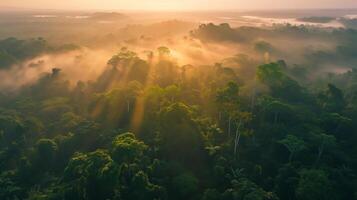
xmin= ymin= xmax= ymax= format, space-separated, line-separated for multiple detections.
xmin=1 ymin=0 xmax=357 ymax=91
xmin=1 ymin=0 xmax=357 ymax=10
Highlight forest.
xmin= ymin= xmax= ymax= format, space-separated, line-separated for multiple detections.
xmin=0 ymin=10 xmax=357 ymax=200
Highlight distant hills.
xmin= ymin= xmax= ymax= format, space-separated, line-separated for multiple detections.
xmin=89 ymin=12 xmax=128 ymax=21
xmin=297 ymin=16 xmax=335 ymax=23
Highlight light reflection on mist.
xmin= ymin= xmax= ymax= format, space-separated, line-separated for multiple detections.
xmin=0 ymin=48 xmax=113 ymax=91
xmin=0 ymin=35 xmax=247 ymax=92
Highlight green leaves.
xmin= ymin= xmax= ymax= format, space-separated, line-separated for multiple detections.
xmin=318 ymin=84 xmax=346 ymax=112
xmin=0 ymin=171 xmax=23 ymax=200
xmin=0 ymin=41 xmax=357 ymax=200
xmin=257 ymin=63 xmax=284 ymax=86
xmin=279 ymin=135 xmax=306 ymax=162
xmin=216 ymin=81 xmax=239 ymax=104
xmin=156 ymin=102 xmax=208 ymax=171
xmin=108 ymin=48 xmax=139 ymax=67
xmin=257 ymin=62 xmax=306 ymax=102
xmin=0 ymin=37 xmax=50 ymax=68
xmin=111 ymin=132 xmax=147 ymax=163
xmin=296 ymin=169 xmax=333 ymax=200
xmin=221 ymin=178 xmax=279 ymax=200
xmin=63 ymin=150 xmax=117 ymax=200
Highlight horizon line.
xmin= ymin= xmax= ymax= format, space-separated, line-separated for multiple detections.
xmin=2 ymin=6 xmax=357 ymax=13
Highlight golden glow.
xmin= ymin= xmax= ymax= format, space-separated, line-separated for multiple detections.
xmin=2 ymin=0 xmax=357 ymax=10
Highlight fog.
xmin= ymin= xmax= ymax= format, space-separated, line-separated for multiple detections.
xmin=1 ymin=10 xmax=357 ymax=93
xmin=2 ymin=0 xmax=357 ymax=10
xmin=1 ymin=8 xmax=357 ymax=200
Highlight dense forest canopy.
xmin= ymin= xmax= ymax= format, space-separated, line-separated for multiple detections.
xmin=0 ymin=10 xmax=357 ymax=200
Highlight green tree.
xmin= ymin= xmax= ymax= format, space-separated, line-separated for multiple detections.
xmin=311 ymin=133 xmax=336 ymax=165
xmin=63 ymin=150 xmax=117 ymax=200
xmin=216 ymin=81 xmax=240 ymax=137
xmin=279 ymin=135 xmax=306 ymax=163
xmin=318 ymin=84 xmax=346 ymax=112
xmin=111 ymin=132 xmax=147 ymax=163
xmin=222 ymin=178 xmax=278 ymax=200
xmin=158 ymin=103 xmax=206 ymax=166
xmin=296 ymin=169 xmax=333 ymax=200
xmin=257 ymin=63 xmax=305 ymax=102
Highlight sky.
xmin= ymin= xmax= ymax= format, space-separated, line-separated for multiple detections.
xmin=1 ymin=0 xmax=357 ymax=11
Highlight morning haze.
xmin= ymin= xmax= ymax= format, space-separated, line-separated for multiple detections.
xmin=1 ymin=0 xmax=357 ymax=200
xmin=1 ymin=0 xmax=357 ymax=10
